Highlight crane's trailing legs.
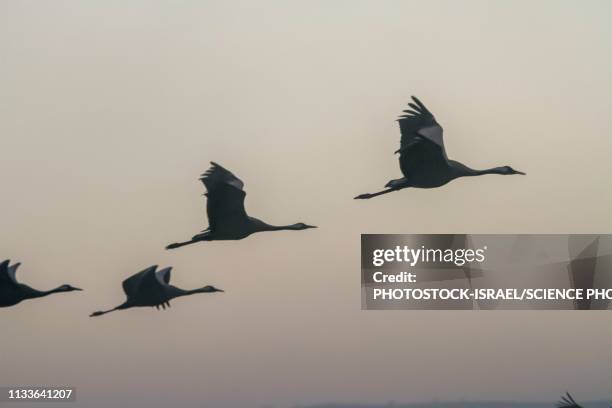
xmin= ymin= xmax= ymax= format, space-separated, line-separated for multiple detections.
xmin=166 ymin=239 xmax=198 ymax=250
xmin=354 ymin=188 xmax=400 ymax=199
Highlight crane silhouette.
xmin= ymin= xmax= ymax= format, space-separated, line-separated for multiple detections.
xmin=0 ymin=259 xmax=82 ymax=307
xmin=556 ymin=392 xmax=611 ymax=408
xmin=90 ymin=265 xmax=223 ymax=317
xmin=558 ymin=393 xmax=582 ymax=408
xmin=166 ymin=162 xmax=316 ymax=249
xmin=355 ymin=96 xmax=525 ymax=199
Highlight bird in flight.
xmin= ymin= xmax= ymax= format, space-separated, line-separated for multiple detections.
xmin=355 ymin=96 xmax=525 ymax=199
xmin=558 ymin=393 xmax=583 ymax=408
xmin=556 ymin=392 xmax=612 ymax=408
xmin=0 ymin=259 xmax=82 ymax=308
xmin=90 ymin=265 xmax=223 ymax=317
xmin=166 ymin=162 xmax=316 ymax=250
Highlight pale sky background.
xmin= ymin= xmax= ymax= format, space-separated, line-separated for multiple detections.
xmin=1 ymin=1 xmax=611 ymax=407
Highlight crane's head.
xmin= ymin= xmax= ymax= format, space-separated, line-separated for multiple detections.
xmin=290 ymin=223 xmax=318 ymax=230
xmin=501 ymin=166 xmax=526 ymax=175
xmin=202 ymin=285 xmax=224 ymax=293
xmin=58 ymin=284 xmax=83 ymax=292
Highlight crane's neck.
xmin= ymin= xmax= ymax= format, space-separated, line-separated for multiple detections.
xmin=183 ymin=286 xmax=219 ymax=295
xmin=26 ymin=286 xmax=66 ymax=299
xmin=249 ymin=218 xmax=302 ymax=232
xmin=453 ymin=163 xmax=507 ymax=177
xmin=262 ymin=224 xmax=301 ymax=231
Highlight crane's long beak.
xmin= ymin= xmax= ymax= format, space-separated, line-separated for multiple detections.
xmin=515 ymin=170 xmax=526 ymax=175
xmin=73 ymin=287 xmax=83 ymax=291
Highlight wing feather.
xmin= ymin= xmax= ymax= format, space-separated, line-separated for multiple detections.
xmin=397 ymin=96 xmax=446 ymax=153
xmin=199 ymin=162 xmax=249 ymax=231
xmin=396 ymin=96 xmax=448 ymax=179
xmin=201 ymin=161 xmax=244 ymax=192
xmin=122 ymin=265 xmax=158 ymax=297
xmin=155 ymin=267 xmax=172 ymax=286
xmin=0 ymin=260 xmax=19 ymax=286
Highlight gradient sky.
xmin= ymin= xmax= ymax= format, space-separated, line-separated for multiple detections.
xmin=1 ymin=1 xmax=611 ymax=408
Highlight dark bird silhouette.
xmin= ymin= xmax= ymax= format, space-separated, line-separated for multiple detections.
xmin=0 ymin=259 xmax=82 ymax=308
xmin=166 ymin=162 xmax=316 ymax=249
xmin=557 ymin=392 xmax=612 ymax=408
xmin=90 ymin=265 xmax=223 ymax=317
xmin=557 ymin=393 xmax=583 ymax=408
xmin=355 ymin=96 xmax=525 ymax=199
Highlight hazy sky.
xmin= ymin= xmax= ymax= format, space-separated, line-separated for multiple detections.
xmin=1 ymin=1 xmax=611 ymax=408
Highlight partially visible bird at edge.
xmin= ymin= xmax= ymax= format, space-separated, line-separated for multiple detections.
xmin=0 ymin=259 xmax=82 ymax=308
xmin=556 ymin=392 xmax=612 ymax=408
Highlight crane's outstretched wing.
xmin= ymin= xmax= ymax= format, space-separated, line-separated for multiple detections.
xmin=397 ymin=96 xmax=445 ymax=152
xmin=0 ymin=260 xmax=19 ymax=286
xmin=155 ymin=267 xmax=172 ymax=286
xmin=134 ymin=266 xmax=174 ymax=301
xmin=396 ymin=96 xmax=448 ymax=178
xmin=122 ymin=265 xmax=158 ymax=297
xmin=200 ymin=162 xmax=248 ymax=231
xmin=557 ymin=393 xmax=583 ymax=408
